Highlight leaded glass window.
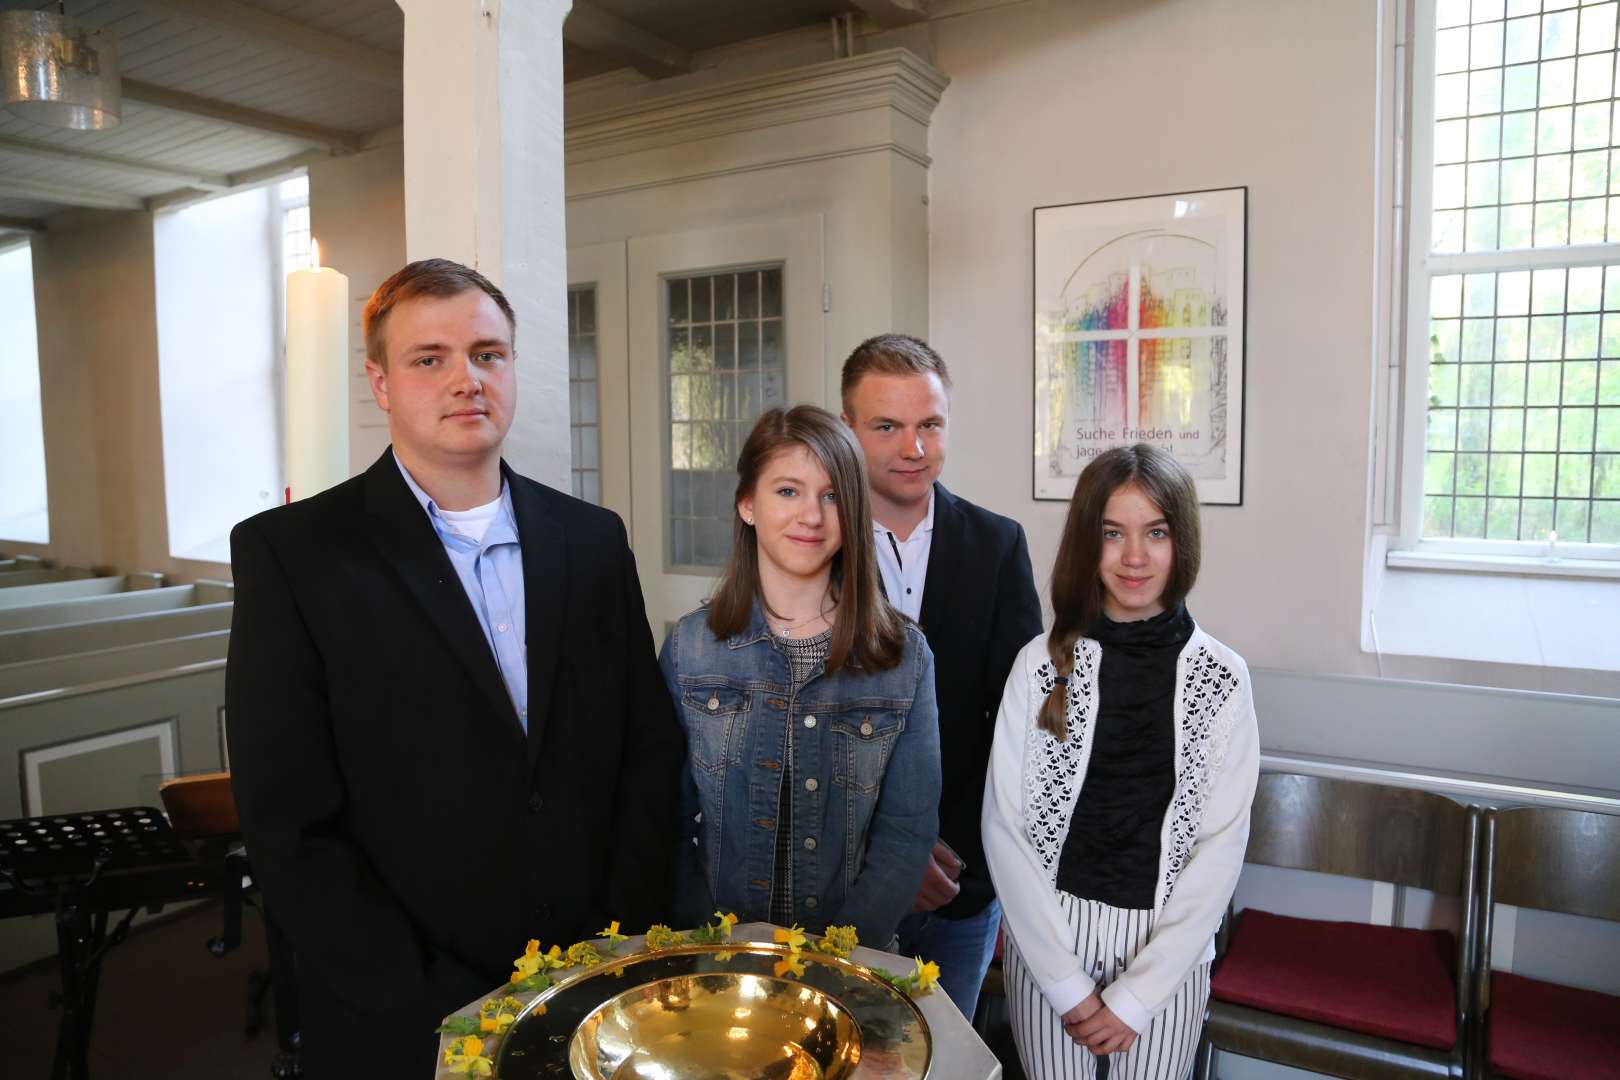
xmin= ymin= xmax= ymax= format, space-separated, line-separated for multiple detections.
xmin=667 ymin=266 xmax=785 ymax=568
xmin=568 ymin=287 xmax=602 ymax=505
xmin=1420 ymin=0 xmax=1620 ymax=544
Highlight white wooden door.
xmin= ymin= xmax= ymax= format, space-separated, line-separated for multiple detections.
xmin=625 ymin=217 xmax=826 ymax=634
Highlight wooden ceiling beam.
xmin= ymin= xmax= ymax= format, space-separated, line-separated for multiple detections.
xmin=846 ymin=0 xmax=931 ymax=28
xmin=136 ymin=0 xmax=401 ymax=88
xmin=565 ymin=2 xmax=691 ymax=80
xmin=123 ymin=80 xmax=368 ymax=153
xmin=0 ymin=214 xmax=47 ymax=233
xmin=0 ymin=134 xmax=229 ymax=190
xmin=0 ymin=178 xmax=143 ymax=211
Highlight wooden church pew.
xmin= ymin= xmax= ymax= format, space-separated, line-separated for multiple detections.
xmin=0 ymin=581 xmax=229 ymax=633
xmin=0 ymin=572 xmax=163 ymax=610
xmin=0 ymin=566 xmax=99 ymax=591
xmin=0 ymin=603 xmax=233 ymax=664
xmin=0 ymin=631 xmax=230 ymax=700
xmin=0 ymin=658 xmax=228 ymax=973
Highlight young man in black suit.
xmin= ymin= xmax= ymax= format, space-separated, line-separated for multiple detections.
xmin=841 ymin=334 xmax=1043 ymax=1018
xmin=226 ymin=259 xmax=683 ymax=1077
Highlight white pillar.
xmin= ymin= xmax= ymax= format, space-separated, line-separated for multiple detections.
xmin=396 ymin=0 xmax=572 ymax=490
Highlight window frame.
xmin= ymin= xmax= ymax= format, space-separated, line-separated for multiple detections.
xmin=1396 ymin=0 xmax=1620 ymax=572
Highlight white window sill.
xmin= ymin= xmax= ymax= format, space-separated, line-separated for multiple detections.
xmin=1369 ymin=562 xmax=1620 ymax=673
xmin=1386 ymin=548 xmax=1620 ymax=580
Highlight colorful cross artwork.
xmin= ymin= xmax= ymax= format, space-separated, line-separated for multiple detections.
xmin=1033 ymin=187 xmax=1248 ymax=503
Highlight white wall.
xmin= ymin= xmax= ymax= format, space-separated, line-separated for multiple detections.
xmin=925 ymin=0 xmax=1620 ymax=700
xmin=307 ymin=137 xmax=406 ymax=476
xmin=153 ymin=186 xmax=283 ymax=563
xmin=0 ymin=242 xmax=50 ymax=544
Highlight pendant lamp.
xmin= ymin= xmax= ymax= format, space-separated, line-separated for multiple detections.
xmin=0 ymin=5 xmax=121 ymax=130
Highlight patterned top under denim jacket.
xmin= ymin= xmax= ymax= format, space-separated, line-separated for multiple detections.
xmin=659 ymin=601 xmax=941 ymax=947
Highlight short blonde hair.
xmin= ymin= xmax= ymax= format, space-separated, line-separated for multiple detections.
xmin=839 ymin=334 xmax=952 ymax=415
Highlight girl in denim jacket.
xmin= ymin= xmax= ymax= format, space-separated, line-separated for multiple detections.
xmin=659 ymin=405 xmax=941 ymax=948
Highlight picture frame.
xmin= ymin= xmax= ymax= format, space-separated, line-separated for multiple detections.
xmin=1033 ymin=186 xmax=1248 ymax=504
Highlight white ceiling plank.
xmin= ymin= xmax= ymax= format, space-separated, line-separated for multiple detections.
xmin=0 ymin=134 xmax=229 ymax=190
xmin=847 ymin=0 xmax=931 ymax=27
xmin=134 ymin=0 xmax=401 ymax=88
xmin=123 ymin=80 xmax=368 ymax=151
xmin=0 ymin=178 xmax=145 ymax=211
xmin=565 ymin=2 xmax=692 ymax=79
xmin=143 ymin=148 xmax=325 ymax=212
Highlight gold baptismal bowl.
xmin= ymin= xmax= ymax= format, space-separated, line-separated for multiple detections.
xmin=569 ymin=971 xmax=861 ymax=1079
xmin=496 ymin=943 xmax=931 ymax=1079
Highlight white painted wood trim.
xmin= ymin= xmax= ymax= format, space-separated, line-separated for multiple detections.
xmin=565 ymin=48 xmax=949 ymax=162
xmin=22 ymin=719 xmax=177 ymax=817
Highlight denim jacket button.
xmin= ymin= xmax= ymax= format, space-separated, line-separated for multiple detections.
xmin=803 ymin=836 xmax=817 ymax=850
xmin=805 ymin=896 xmax=818 ymax=909
xmin=707 ymin=695 xmax=719 ymax=711
xmin=860 ymin=721 xmax=874 ymax=736
xmin=804 ymin=714 xmax=817 ymax=728
xmin=804 ymin=778 xmax=818 ymax=792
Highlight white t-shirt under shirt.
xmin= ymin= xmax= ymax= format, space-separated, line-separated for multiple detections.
xmin=436 ymin=496 xmax=504 ymax=544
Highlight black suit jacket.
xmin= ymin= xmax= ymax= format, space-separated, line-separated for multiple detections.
xmin=917 ymin=483 xmax=1043 ymax=918
xmin=225 ymin=449 xmax=683 ymax=1077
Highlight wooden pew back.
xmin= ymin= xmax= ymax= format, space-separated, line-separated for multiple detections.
xmin=0 ymin=631 xmax=231 ymax=700
xmin=0 ymin=603 xmax=233 ymax=663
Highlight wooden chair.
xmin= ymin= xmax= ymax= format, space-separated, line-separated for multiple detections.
xmin=159 ymin=773 xmax=301 ymax=1079
xmin=1196 ymin=773 xmax=1479 ymax=1079
xmin=1472 ymin=806 xmax=1620 ymax=1080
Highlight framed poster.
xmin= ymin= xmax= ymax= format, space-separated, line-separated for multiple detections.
xmin=1033 ymin=187 xmax=1247 ymax=503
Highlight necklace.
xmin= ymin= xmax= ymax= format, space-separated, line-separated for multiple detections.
xmin=767 ymin=602 xmax=835 ymax=638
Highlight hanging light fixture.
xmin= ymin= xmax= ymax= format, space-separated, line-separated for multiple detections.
xmin=0 ymin=3 xmax=121 ymax=130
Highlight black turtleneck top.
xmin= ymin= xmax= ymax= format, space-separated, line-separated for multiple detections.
xmin=1055 ymin=602 xmax=1194 ymax=911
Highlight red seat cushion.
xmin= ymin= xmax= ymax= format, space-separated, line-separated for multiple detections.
xmin=1210 ymin=908 xmax=1458 ymax=1051
xmin=1488 ymin=971 xmax=1620 ymax=1080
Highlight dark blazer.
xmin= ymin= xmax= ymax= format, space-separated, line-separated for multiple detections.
xmin=226 ymin=448 xmax=683 ymax=1078
xmin=917 ymin=482 xmax=1043 ymax=919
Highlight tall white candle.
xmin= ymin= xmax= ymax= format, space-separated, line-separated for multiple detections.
xmin=285 ymin=238 xmax=350 ymax=502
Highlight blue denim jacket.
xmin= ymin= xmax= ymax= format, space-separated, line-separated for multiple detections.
xmin=658 ymin=601 xmax=940 ymax=947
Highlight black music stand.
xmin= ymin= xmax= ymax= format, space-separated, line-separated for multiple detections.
xmin=0 ymin=807 xmax=221 ymax=1080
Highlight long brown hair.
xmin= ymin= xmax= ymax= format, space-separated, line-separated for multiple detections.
xmin=707 ymin=405 xmax=906 ymax=673
xmin=1041 ymin=444 xmax=1203 ymax=738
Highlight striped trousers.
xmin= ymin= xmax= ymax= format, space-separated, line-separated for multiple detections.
xmin=1004 ymin=892 xmax=1209 ymax=1080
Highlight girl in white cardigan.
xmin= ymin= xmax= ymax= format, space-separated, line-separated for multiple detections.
xmin=982 ymin=445 xmax=1259 ymax=1080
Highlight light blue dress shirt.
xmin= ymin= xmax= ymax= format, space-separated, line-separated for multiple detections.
xmin=395 ymin=452 xmax=529 ymax=730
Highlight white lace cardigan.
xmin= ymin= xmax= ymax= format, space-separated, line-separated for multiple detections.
xmin=981 ymin=627 xmax=1260 ymax=1033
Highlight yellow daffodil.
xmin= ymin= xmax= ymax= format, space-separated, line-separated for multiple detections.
xmin=599 ymin=920 xmax=628 ymax=944
xmin=912 ymin=957 xmax=941 ymax=994
xmin=511 ymin=939 xmax=543 ymax=981
xmin=713 ymin=950 xmax=735 ymax=962
xmin=774 ymin=953 xmax=807 ymax=978
xmin=774 ymin=925 xmax=807 ymax=952
xmin=714 ymin=911 xmax=739 ymax=938
xmin=476 ymin=996 xmax=520 ymax=1035
xmin=443 ymin=1035 xmax=494 ymax=1077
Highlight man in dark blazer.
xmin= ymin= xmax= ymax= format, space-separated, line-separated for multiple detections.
xmin=841 ymin=334 xmax=1043 ymax=1018
xmin=227 ymin=259 xmax=683 ymax=1077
